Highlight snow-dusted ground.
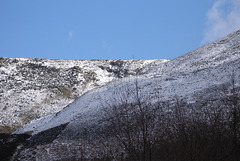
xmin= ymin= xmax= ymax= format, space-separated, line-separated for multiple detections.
xmin=14 ymin=30 xmax=240 ymax=136
xmin=0 ymin=58 xmax=164 ymax=128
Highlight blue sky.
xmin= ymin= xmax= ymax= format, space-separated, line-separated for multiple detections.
xmin=0 ymin=0 xmax=240 ymax=60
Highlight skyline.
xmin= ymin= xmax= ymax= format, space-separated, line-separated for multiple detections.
xmin=1 ymin=0 xmax=240 ymax=60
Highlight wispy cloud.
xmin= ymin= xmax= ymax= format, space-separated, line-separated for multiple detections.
xmin=202 ymin=0 xmax=240 ymax=44
xmin=68 ymin=31 xmax=73 ymax=40
xmin=102 ymin=40 xmax=112 ymax=53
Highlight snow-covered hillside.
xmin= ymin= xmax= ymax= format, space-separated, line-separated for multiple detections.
xmin=0 ymin=58 xmax=165 ymax=129
xmin=14 ymin=30 xmax=240 ymax=137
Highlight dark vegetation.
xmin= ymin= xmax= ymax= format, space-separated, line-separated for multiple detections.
xmin=96 ymin=76 xmax=240 ymax=161
xmin=0 ymin=133 xmax=30 ymax=161
xmin=99 ymin=60 xmax=131 ymax=78
xmin=0 ymin=124 xmax=67 ymax=161
xmin=12 ymin=123 xmax=68 ymax=161
xmin=24 ymin=123 xmax=68 ymax=148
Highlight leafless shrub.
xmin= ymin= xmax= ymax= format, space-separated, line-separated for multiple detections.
xmin=99 ymin=76 xmax=240 ymax=161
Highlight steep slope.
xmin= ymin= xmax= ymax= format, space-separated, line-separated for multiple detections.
xmin=15 ymin=29 xmax=240 ymax=137
xmin=0 ymin=58 xmax=166 ymax=130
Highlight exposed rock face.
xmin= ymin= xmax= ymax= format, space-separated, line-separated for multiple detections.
xmin=0 ymin=58 xmax=164 ymax=130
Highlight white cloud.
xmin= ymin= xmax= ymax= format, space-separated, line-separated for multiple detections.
xmin=102 ymin=40 xmax=112 ymax=53
xmin=68 ymin=31 xmax=73 ymax=40
xmin=202 ymin=0 xmax=240 ymax=44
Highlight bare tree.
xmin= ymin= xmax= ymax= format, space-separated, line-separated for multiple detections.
xmin=99 ymin=73 xmax=240 ymax=161
xmin=101 ymin=79 xmax=163 ymax=161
